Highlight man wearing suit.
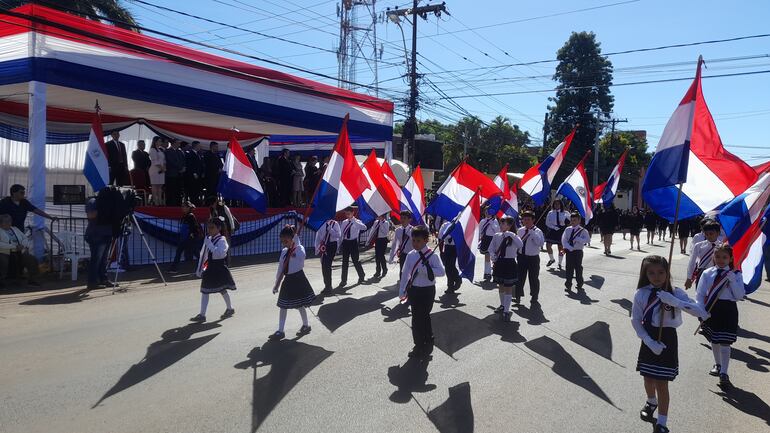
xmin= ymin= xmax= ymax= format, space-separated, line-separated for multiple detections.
xmin=164 ymin=139 xmax=186 ymax=206
xmin=106 ymin=131 xmax=130 ymax=186
xmin=185 ymin=141 xmax=205 ymax=205
xmin=204 ymin=141 xmax=224 ymax=200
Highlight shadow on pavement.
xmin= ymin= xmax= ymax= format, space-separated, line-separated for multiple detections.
xmin=234 ymin=339 xmax=334 ymax=432
xmin=93 ymin=321 xmax=222 ymax=408
xmin=513 ymin=301 xmax=549 ymax=325
xmin=711 ymin=387 xmax=770 ymax=425
xmin=565 ymin=289 xmax=599 ymax=305
xmin=699 ymin=343 xmax=769 ymax=373
xmin=738 ymin=328 xmax=770 ymax=345
xmin=746 ymin=297 xmax=770 ymax=308
xmin=525 ymin=336 xmax=616 ymax=407
xmin=584 ymin=275 xmax=605 ymax=290
xmin=431 ymin=309 xmax=493 ymax=358
xmin=316 ymin=289 xmax=395 ymax=332
xmin=570 ymin=321 xmax=614 ymax=362
xmin=381 ymin=302 xmax=411 ymax=322
xmin=437 ymin=292 xmax=466 ymax=309
xmin=428 ymin=382 xmax=474 ymax=433
xmin=610 ymin=298 xmax=633 ymax=317
xmin=750 ymin=346 xmax=770 ymax=361
xmin=387 ymin=357 xmax=436 ymax=403
xmin=481 ymin=313 xmax=527 ymax=344
xmin=20 ymin=288 xmax=93 ymax=305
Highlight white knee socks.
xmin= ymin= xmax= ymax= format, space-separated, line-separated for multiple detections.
xmin=503 ymin=294 xmax=512 ymax=313
xmin=712 ymin=343 xmax=721 ymax=365
xmin=558 ymin=253 xmax=564 ymax=266
xmin=221 ymin=291 xmax=232 ymax=309
xmin=278 ymin=308 xmax=288 ymax=332
xmin=484 ymin=259 xmax=491 ymax=275
xmin=299 ymin=307 xmax=309 ymax=327
xmin=720 ymin=345 xmax=731 ymax=374
xmin=199 ymin=293 xmax=210 ymax=316
xmin=548 ymin=251 xmax=554 ymax=261
xmin=498 ymin=291 xmax=504 ymax=306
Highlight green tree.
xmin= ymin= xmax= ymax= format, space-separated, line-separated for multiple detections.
xmin=546 ymin=31 xmax=614 ymax=182
xmin=3 ymin=0 xmax=138 ymax=30
xmin=597 ymin=131 xmax=651 ymax=190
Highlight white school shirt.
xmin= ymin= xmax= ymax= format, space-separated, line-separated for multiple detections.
xmin=631 ymin=285 xmax=700 ymax=339
xmin=561 ymin=225 xmax=591 ymax=251
xmin=438 ymin=220 xmax=455 ymax=246
xmin=478 ymin=216 xmax=500 ymax=237
xmin=366 ymin=218 xmax=391 ymax=245
xmin=399 ymin=246 xmax=446 ymax=296
xmin=314 ymin=220 xmax=341 ymax=254
xmin=696 ymin=266 xmax=745 ymax=304
xmin=489 ymin=231 xmax=524 ymax=262
xmin=390 ymin=225 xmax=414 ymax=262
xmin=203 ymin=235 xmax=228 ymax=259
xmin=276 ymin=237 xmax=306 ymax=280
xmin=546 ymin=210 xmax=571 ymax=231
xmin=687 ymin=239 xmax=721 ymax=279
xmin=340 ymin=217 xmax=367 ymax=241
xmin=517 ymin=226 xmax=545 ymax=256
xmin=690 ymin=230 xmax=727 ymax=253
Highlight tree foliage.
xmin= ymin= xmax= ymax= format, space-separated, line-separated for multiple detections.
xmin=546 ymin=31 xmax=614 ymax=182
xmin=2 ymin=0 xmax=138 ymax=30
xmin=597 ymin=131 xmax=651 ymax=190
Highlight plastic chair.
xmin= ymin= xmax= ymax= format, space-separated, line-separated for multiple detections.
xmin=57 ymin=231 xmax=90 ymax=281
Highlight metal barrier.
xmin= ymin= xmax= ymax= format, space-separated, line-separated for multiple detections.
xmin=48 ymin=215 xmax=374 ymax=269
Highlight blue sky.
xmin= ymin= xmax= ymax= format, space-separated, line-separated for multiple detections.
xmin=125 ymin=0 xmax=770 ymax=164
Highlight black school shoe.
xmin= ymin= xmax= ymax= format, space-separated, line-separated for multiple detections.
xmin=189 ymin=314 xmax=206 ymax=323
xmin=502 ymin=312 xmax=512 ymax=322
xmin=494 ymin=305 xmax=504 ymax=314
xmin=221 ymin=308 xmax=235 ymax=319
xmin=709 ymin=364 xmax=721 ymax=376
xmin=296 ymin=325 xmax=311 ymax=336
xmin=546 ymin=259 xmax=555 ymax=267
xmin=640 ymin=402 xmax=657 ymax=422
xmin=654 ymin=424 xmax=669 ymax=433
xmin=268 ymin=331 xmax=285 ymax=341
xmin=719 ymin=374 xmax=732 ymax=390
xmin=564 ymin=282 xmax=572 ymax=292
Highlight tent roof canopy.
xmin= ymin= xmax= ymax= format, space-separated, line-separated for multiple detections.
xmin=0 ymin=4 xmax=393 ymax=146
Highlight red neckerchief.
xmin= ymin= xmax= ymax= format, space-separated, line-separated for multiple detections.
xmin=282 ymin=244 xmax=296 ymax=275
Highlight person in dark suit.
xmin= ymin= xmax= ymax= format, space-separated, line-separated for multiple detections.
xmin=204 ymin=141 xmax=224 ymax=200
xmin=275 ymin=149 xmax=293 ymax=207
xmin=105 ymin=131 xmax=130 ymax=186
xmin=131 ymin=139 xmax=151 ymax=194
xmin=165 ymin=139 xmax=186 ymax=206
xmin=304 ymin=155 xmax=319 ymax=203
xmin=185 ymin=141 xmax=205 ymax=206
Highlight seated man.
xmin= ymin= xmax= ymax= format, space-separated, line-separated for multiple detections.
xmin=0 ymin=214 xmax=40 ymax=287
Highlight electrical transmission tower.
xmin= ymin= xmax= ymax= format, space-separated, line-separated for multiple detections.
xmin=336 ymin=0 xmax=383 ymax=95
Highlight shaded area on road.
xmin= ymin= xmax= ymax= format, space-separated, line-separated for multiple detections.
xmin=512 ymin=301 xmax=549 ymax=325
xmin=431 ymin=309 xmax=493 ymax=358
xmin=525 ymin=336 xmax=615 ymax=407
xmin=317 ymin=289 xmax=396 ymax=332
xmin=610 ymin=298 xmax=633 ymax=317
xmin=234 ymin=340 xmax=333 ymax=432
xmin=584 ymin=274 xmax=605 ymax=290
xmin=428 ymin=382 xmax=474 ymax=433
xmin=570 ymin=321 xmax=614 ymax=361
xmin=712 ymin=388 xmax=770 ymax=425
xmin=20 ymin=288 xmax=93 ymax=305
xmin=387 ymin=357 xmax=436 ymax=403
xmin=93 ymin=322 xmax=222 ymax=408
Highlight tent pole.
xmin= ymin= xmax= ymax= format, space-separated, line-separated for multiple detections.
xmin=28 ymin=80 xmax=47 ymax=259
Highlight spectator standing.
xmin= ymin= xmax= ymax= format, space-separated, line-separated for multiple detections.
xmin=165 ymin=139 xmax=186 ymax=206
xmin=0 ymin=184 xmax=56 ymax=232
xmin=131 ymin=139 xmax=151 ymax=186
xmin=148 ymin=137 xmax=166 ymax=206
xmin=105 ymin=131 xmax=130 ymax=186
xmin=204 ymin=142 xmax=224 ymax=200
xmin=291 ymin=155 xmax=304 ymax=206
xmin=185 ymin=141 xmax=205 ymax=206
xmin=304 ymin=155 xmax=319 ymax=203
xmin=276 ymin=149 xmax=293 ymax=207
xmin=83 ymin=198 xmax=112 ymax=290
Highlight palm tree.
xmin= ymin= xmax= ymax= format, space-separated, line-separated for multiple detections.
xmin=2 ymin=1 xmax=138 ymax=30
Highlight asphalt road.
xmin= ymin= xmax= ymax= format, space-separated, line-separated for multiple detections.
xmin=1 ymin=233 xmax=769 ymax=433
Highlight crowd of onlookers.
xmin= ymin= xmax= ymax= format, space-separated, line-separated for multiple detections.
xmin=106 ymin=131 xmax=328 ymax=208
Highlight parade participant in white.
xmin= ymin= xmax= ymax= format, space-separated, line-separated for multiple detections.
xmin=516 ymin=211 xmax=545 ymax=305
xmin=438 ymin=219 xmax=461 ymax=294
xmin=368 ymin=214 xmax=392 ymax=279
xmin=338 ymin=207 xmax=367 ymax=287
xmin=191 ymin=218 xmax=236 ymax=323
xmin=478 ymin=207 xmax=500 ymax=281
xmin=685 ymin=220 xmax=723 ymax=289
xmin=270 ymin=226 xmax=316 ymax=341
xmin=545 ymin=200 xmax=571 ymax=269
xmin=314 ymin=219 xmax=341 ymax=293
xmin=561 ymin=213 xmax=591 ymax=293
xmin=389 ymin=210 xmax=415 ymax=275
xmin=489 ymin=216 xmax=523 ymax=322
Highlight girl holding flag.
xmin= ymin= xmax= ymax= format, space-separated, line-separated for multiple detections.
xmin=632 ymin=256 xmax=708 ymax=433
xmin=191 ymin=217 xmax=236 ymax=323
xmin=695 ymin=244 xmax=744 ymax=390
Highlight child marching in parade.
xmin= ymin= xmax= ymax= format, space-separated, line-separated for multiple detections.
xmin=685 ymin=220 xmax=723 ymax=289
xmin=270 ymin=225 xmax=316 ymax=341
xmin=191 ymin=217 xmax=236 ymax=323
xmin=561 ymin=212 xmax=590 ymax=293
xmin=438 ymin=218 xmax=462 ymax=294
xmin=632 ymin=255 xmax=708 ymax=433
xmin=489 ymin=216 xmax=523 ymax=322
xmin=516 ymin=210 xmax=545 ymax=305
xmin=696 ymin=244 xmax=744 ymax=389
xmin=390 ymin=210 xmax=415 ymax=275
xmin=478 ymin=207 xmax=500 ymax=281
xmin=339 ymin=206 xmax=367 ymax=287
xmin=369 ymin=213 xmax=391 ymax=279
xmin=545 ymin=200 xmax=570 ymax=269
xmin=399 ymin=225 xmax=445 ymax=358
xmin=314 ymin=218 xmax=341 ymax=294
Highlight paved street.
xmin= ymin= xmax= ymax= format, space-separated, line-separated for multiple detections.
xmin=1 ymin=233 xmax=769 ymax=433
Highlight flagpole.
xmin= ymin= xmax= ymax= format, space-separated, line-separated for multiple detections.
xmin=660 ymin=182 xmax=684 ymax=341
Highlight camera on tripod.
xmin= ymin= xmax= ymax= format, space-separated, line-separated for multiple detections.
xmin=96 ymin=186 xmax=140 ymax=235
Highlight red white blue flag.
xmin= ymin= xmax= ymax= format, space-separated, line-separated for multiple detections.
xmin=556 ymin=152 xmax=593 ymax=223
xmin=426 ymin=161 xmax=502 ymax=222
xmin=307 ymin=115 xmax=370 ymax=229
xmin=642 ymin=57 xmax=757 ymax=221
xmin=217 ymin=136 xmax=267 ymax=212
xmin=83 ymin=108 xmax=109 ymax=192
xmin=356 ymin=149 xmax=399 ymax=224
xmin=401 ymin=165 xmax=426 ymax=225
xmin=448 ymin=188 xmax=482 ymax=281
xmin=520 ymin=129 xmax=575 ymax=206
xmin=594 ymin=148 xmax=628 ymax=207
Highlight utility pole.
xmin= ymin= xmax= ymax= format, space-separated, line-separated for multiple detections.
xmin=386 ymin=1 xmax=448 ymax=169
xmin=541 ymin=112 xmax=549 ymax=160
xmin=592 ymin=113 xmax=628 ymax=187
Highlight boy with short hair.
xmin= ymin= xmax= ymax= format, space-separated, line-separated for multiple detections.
xmin=389 ymin=210 xmax=415 ymax=275
xmin=562 ymin=212 xmax=591 ymax=293
xmin=399 ymin=225 xmax=445 ymax=358
xmin=339 ymin=206 xmax=367 ymax=287
xmin=516 ymin=210 xmax=545 ymax=305
xmin=438 ymin=218 xmax=461 ymax=293
xmin=686 ymin=220 xmax=724 ymax=289
xmin=368 ymin=213 xmax=391 ymax=279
